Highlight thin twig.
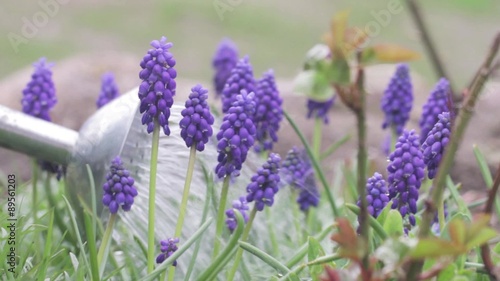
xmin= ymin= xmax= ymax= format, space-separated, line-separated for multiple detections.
xmin=406 ymin=32 xmax=500 ymax=281
xmin=480 ymin=163 xmax=500 ymax=280
xmin=405 ymin=0 xmax=456 ymax=98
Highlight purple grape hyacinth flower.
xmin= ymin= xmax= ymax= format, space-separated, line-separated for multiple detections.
xmin=307 ymin=97 xmax=334 ymax=124
xmin=212 ymin=38 xmax=239 ymax=97
xmin=21 ymin=57 xmax=57 ymax=121
xmin=138 ymin=36 xmax=177 ymax=135
xmin=179 ymin=84 xmax=215 ymax=152
xmin=221 ymin=56 xmax=256 ymax=114
xmin=419 ymin=78 xmax=451 ymax=144
xmin=381 ymin=64 xmax=413 ymax=135
xmin=156 ymin=238 xmax=179 ymax=266
xmin=246 ymin=153 xmax=281 ymax=211
xmin=225 ymin=196 xmax=250 ymax=233
xmin=387 ymin=130 xmax=425 ymax=226
xmin=102 ymin=157 xmax=138 ymax=214
xmin=96 ymin=72 xmax=120 ymax=108
xmin=422 ymin=112 xmax=451 ymax=179
xmin=253 ymin=70 xmax=283 ymax=152
xmin=282 ymin=147 xmax=311 ymax=188
xmin=296 ymin=175 xmax=320 ymax=212
xmin=358 ymin=172 xmax=390 ymax=218
xmin=282 ymin=147 xmax=320 ymax=211
xmin=215 ymin=90 xmax=256 ymax=178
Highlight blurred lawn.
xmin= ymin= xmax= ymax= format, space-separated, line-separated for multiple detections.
xmin=0 ymin=0 xmax=499 ymax=88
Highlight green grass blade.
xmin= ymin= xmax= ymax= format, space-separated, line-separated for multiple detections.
xmin=238 ymin=241 xmax=293 ymax=277
xmin=86 ymin=164 xmax=98 ymax=240
xmin=139 ymin=217 xmax=213 ymax=281
xmin=83 ymin=211 xmax=100 ymax=281
xmin=345 ymin=203 xmax=388 ymax=240
xmin=196 ymin=211 xmax=245 ymax=281
xmin=62 ymin=196 xmax=91 ymax=277
xmin=37 ymin=209 xmax=54 ymax=281
xmin=284 ymin=111 xmax=340 ymax=218
xmin=320 ymin=134 xmax=351 ymax=161
xmin=285 ymin=224 xmax=334 ymax=268
xmin=473 ymin=145 xmax=500 ymax=218
xmin=133 ymin=235 xmax=148 ymax=260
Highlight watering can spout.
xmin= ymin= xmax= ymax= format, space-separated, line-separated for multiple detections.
xmin=0 ymin=105 xmax=78 ymax=165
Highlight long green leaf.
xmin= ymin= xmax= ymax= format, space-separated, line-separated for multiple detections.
xmin=320 ymin=135 xmax=351 ymax=160
xmin=196 ymin=212 xmax=245 ymax=281
xmin=473 ymin=145 xmax=500 ymax=218
xmin=37 ymin=210 xmax=54 ymax=281
xmin=83 ymin=211 xmax=100 ymax=281
xmin=284 ymin=111 xmax=340 ymax=218
xmin=238 ymin=241 xmax=295 ymax=278
xmin=86 ymin=165 xmax=98 ymax=240
xmin=345 ymin=203 xmax=388 ymax=240
xmin=139 ymin=218 xmax=213 ymax=281
xmin=285 ymin=224 xmax=334 ymax=268
xmin=62 ymin=196 xmax=91 ymax=278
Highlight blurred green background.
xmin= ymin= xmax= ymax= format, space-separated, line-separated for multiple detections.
xmin=0 ymin=0 xmax=499 ymax=87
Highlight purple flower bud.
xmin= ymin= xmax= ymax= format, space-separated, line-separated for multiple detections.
xmin=179 ymin=84 xmax=214 ymax=151
xmin=357 ymin=172 xmax=389 ymax=218
xmin=216 ymin=90 xmax=256 ymax=178
xmin=387 ymin=130 xmax=424 ymax=226
xmin=138 ymin=36 xmax=176 ymax=135
xmin=246 ymin=153 xmax=281 ymax=211
xmin=419 ymin=78 xmax=451 ymax=144
xmin=253 ymin=70 xmax=283 ymax=152
xmin=156 ymin=237 xmax=179 ymax=266
xmin=381 ymin=64 xmax=413 ymax=135
xmin=307 ymin=97 xmax=334 ymax=124
xmin=102 ymin=157 xmax=138 ymax=214
xmin=422 ymin=112 xmax=451 ymax=179
xmin=225 ymin=196 xmax=250 ymax=233
xmin=282 ymin=147 xmax=320 ymax=212
xmin=21 ymin=57 xmax=57 ymax=122
xmin=96 ymin=72 xmax=120 ymax=108
xmin=212 ymin=38 xmax=239 ymax=97
xmin=221 ymin=56 xmax=256 ymax=114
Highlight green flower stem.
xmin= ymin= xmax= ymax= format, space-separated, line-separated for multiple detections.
xmin=312 ymin=117 xmax=322 ymax=159
xmin=97 ymin=213 xmax=117 ymax=276
xmin=147 ymin=120 xmax=161 ymax=273
xmin=406 ymin=33 xmax=500 ymax=281
xmin=168 ymin=145 xmax=197 ymax=281
xmin=265 ymin=206 xmax=279 ymax=256
xmin=43 ymin=173 xmax=66 ymax=238
xmin=438 ymin=197 xmax=446 ymax=232
xmin=32 ymin=159 xmax=38 ymax=226
xmin=184 ymin=165 xmax=213 ymax=281
xmin=227 ymin=206 xmax=258 ymax=281
xmin=284 ymin=111 xmax=339 ymax=218
xmin=212 ymin=175 xmax=230 ymax=259
xmin=390 ymin=128 xmax=398 ymax=152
